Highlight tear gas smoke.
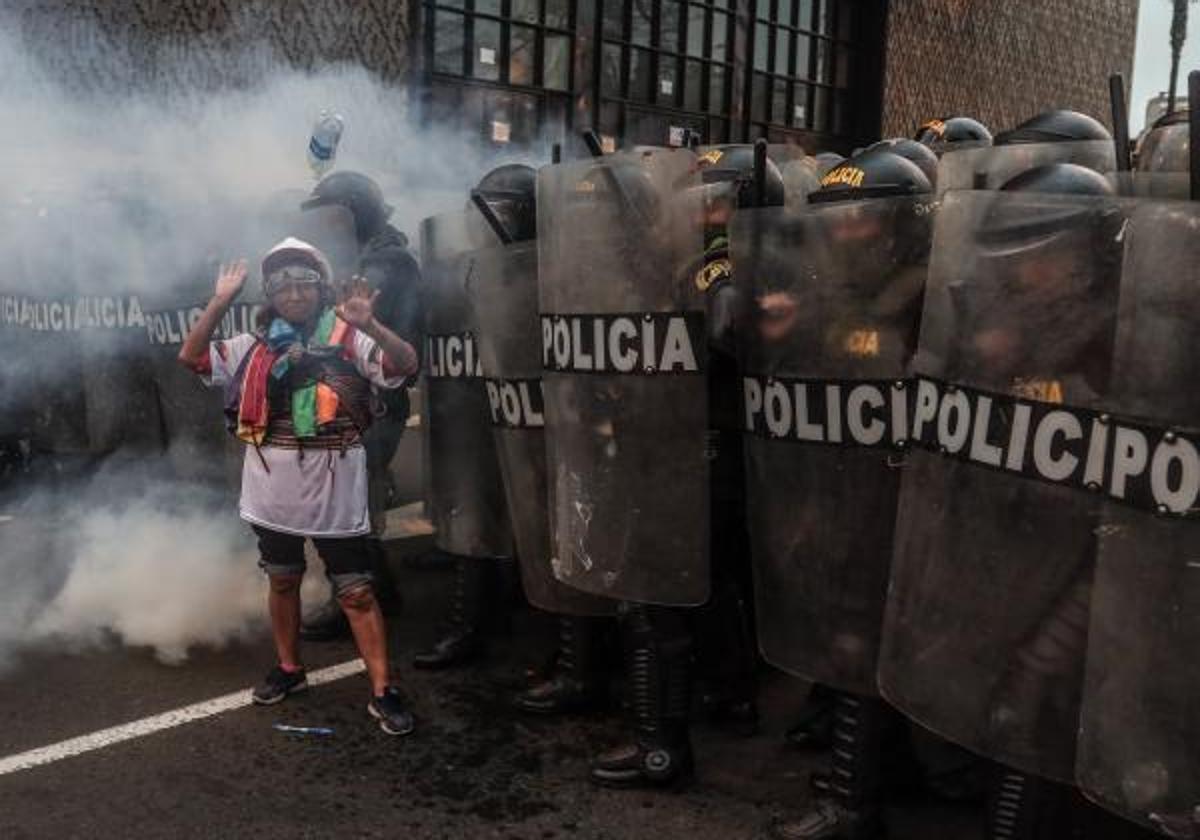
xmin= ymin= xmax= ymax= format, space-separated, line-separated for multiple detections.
xmin=0 ymin=15 xmax=522 ymax=668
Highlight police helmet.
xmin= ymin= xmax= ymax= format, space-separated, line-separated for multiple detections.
xmin=301 ymin=171 xmax=394 ymax=242
xmin=915 ymin=116 xmax=994 ymax=148
xmin=979 ymin=164 xmax=1121 ymax=279
xmin=810 ymin=147 xmax=934 ymax=203
xmin=1135 ymin=109 xmax=1190 ymax=173
xmin=473 ymin=163 xmax=537 ymax=243
xmin=814 ymin=152 xmax=846 ymax=179
xmin=868 ymin=138 xmax=939 ymax=188
xmin=994 ymin=110 xmax=1111 ymax=146
xmin=692 ymin=145 xmax=786 ymax=208
xmin=999 ymin=162 xmax=1116 ymax=196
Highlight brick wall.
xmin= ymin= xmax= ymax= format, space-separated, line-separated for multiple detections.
xmin=2 ymin=0 xmax=414 ymax=95
xmin=880 ymin=0 xmax=1140 ymax=137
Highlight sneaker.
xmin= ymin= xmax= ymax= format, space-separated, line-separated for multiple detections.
xmin=368 ymin=687 xmax=415 ymax=736
xmin=251 ymin=665 xmax=308 ymax=705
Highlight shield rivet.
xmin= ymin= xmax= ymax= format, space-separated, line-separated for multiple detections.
xmin=894 ymin=439 xmax=908 ymax=450
xmin=1099 ymin=413 xmax=1110 ymax=425
xmin=1156 ymin=503 xmax=1170 ymax=516
xmin=643 ymin=313 xmax=653 ymax=322
xmin=893 ymin=380 xmax=905 ymax=390
xmin=1086 ymin=481 xmax=1101 ymax=492
xmin=946 ymin=384 xmax=957 ymax=394
xmin=644 ymin=365 xmax=655 ymax=374
xmin=1165 ymin=430 xmax=1178 ymax=443
xmin=939 ymin=445 xmax=949 ymax=455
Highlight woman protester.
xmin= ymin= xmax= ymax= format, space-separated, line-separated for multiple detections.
xmin=178 ymin=237 xmax=419 ymax=735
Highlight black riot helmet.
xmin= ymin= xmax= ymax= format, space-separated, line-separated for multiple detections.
xmin=915 ymin=116 xmax=993 ymax=149
xmin=692 ymin=145 xmax=786 ymax=208
xmin=473 ymin=163 xmax=537 ymax=243
xmin=868 ymin=138 xmax=940 ymax=188
xmin=999 ymin=162 xmax=1116 ymax=196
xmin=981 ymin=163 xmax=1117 ymax=248
xmin=811 ymin=147 xmax=934 ymax=204
xmin=814 ymin=152 xmax=846 ymax=179
xmin=994 ymin=110 xmax=1111 ymax=146
xmin=301 ymin=171 xmax=395 ymax=243
xmin=1135 ymin=109 xmax=1190 ymax=173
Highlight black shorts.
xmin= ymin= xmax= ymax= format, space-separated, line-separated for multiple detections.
xmin=251 ymin=525 xmax=373 ymax=594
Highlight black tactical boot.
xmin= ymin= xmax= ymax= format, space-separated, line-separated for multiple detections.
xmin=412 ymin=556 xmax=490 ymax=669
xmin=590 ymin=605 xmax=694 ymax=789
xmin=986 ymin=769 xmax=1083 ymax=840
xmin=515 ymin=615 xmax=607 ymax=715
xmin=770 ymin=692 xmax=887 ymax=839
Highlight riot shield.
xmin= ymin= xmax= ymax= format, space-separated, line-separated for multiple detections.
xmin=937 ymin=140 xmax=1115 ymax=195
xmin=733 ymin=196 xmax=931 ymax=695
xmin=467 ymin=240 xmax=616 ymax=616
xmin=70 ymin=200 xmax=166 ymax=460
xmin=539 ymin=149 xmax=709 ymax=605
xmin=879 ymin=189 xmax=1129 ymax=783
xmin=0 ymin=199 xmax=89 ymax=472
xmin=420 ymin=210 xmax=512 ymax=558
xmin=1076 ymin=201 xmax=1200 ymax=832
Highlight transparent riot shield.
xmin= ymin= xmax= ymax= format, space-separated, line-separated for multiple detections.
xmin=937 ymin=141 xmax=1116 ymax=195
xmin=733 ymin=196 xmax=931 ymax=695
xmin=420 ymin=210 xmax=512 ymax=558
xmin=467 ymin=240 xmax=616 ymax=616
xmin=0 ymin=200 xmax=89 ymax=468
xmin=879 ymin=189 xmax=1129 ymax=783
xmin=1076 ymin=201 xmax=1200 ymax=832
xmin=539 ymin=148 xmax=709 ymax=605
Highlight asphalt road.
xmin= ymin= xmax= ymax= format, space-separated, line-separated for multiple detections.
xmin=0 ymin=542 xmax=1131 ymax=840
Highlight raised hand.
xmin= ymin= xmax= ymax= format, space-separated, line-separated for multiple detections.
xmin=336 ymin=275 xmax=382 ymax=329
xmin=214 ymin=260 xmax=248 ymax=302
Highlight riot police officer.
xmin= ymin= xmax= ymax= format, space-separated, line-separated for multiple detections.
xmin=458 ymin=162 xmax=619 ymax=712
xmin=763 ymin=147 xmax=935 ymax=840
xmin=582 ymin=145 xmax=784 ymax=787
xmin=299 ymin=171 xmax=421 ymax=640
xmin=877 ymin=162 xmax=1128 ymax=840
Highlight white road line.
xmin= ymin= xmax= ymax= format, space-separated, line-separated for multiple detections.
xmin=0 ymin=659 xmax=365 ymax=778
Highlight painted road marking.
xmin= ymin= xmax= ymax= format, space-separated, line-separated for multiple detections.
xmin=0 ymin=659 xmax=365 ymax=777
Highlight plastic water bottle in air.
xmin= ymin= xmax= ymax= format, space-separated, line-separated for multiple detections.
xmin=307 ymin=110 xmax=344 ymax=178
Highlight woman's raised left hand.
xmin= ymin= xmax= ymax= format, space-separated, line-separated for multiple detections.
xmin=336 ymin=276 xmax=382 ymax=329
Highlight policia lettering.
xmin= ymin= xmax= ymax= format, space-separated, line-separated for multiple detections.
xmin=744 ymin=372 xmax=1200 ymax=516
xmin=744 ymin=376 xmax=909 ymax=447
xmin=0 ymin=294 xmax=259 ymax=347
xmin=540 ymin=312 xmax=706 ymax=375
xmin=426 ymin=332 xmax=483 ymax=379
xmin=485 ymin=378 xmax=544 ymax=429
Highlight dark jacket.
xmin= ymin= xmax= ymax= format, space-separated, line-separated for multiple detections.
xmin=358 ymin=224 xmax=424 ymax=423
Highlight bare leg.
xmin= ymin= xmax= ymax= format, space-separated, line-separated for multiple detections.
xmin=339 ymin=584 xmax=390 ymax=695
xmin=268 ymin=574 xmax=304 ymax=670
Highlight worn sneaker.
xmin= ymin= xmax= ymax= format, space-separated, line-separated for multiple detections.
xmin=367 ymin=687 xmax=415 ymax=736
xmin=251 ymin=665 xmax=308 ymax=705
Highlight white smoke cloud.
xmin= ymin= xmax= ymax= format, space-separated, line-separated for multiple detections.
xmin=0 ymin=12 xmax=529 ymax=667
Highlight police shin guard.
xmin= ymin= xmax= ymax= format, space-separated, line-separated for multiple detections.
xmin=590 ymin=605 xmax=694 ymax=789
xmin=515 ymin=615 xmax=608 ymax=715
xmin=772 ymin=692 xmax=886 ymax=840
xmin=986 ymin=770 xmax=1079 ymax=840
xmin=412 ymin=555 xmax=492 ymax=669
